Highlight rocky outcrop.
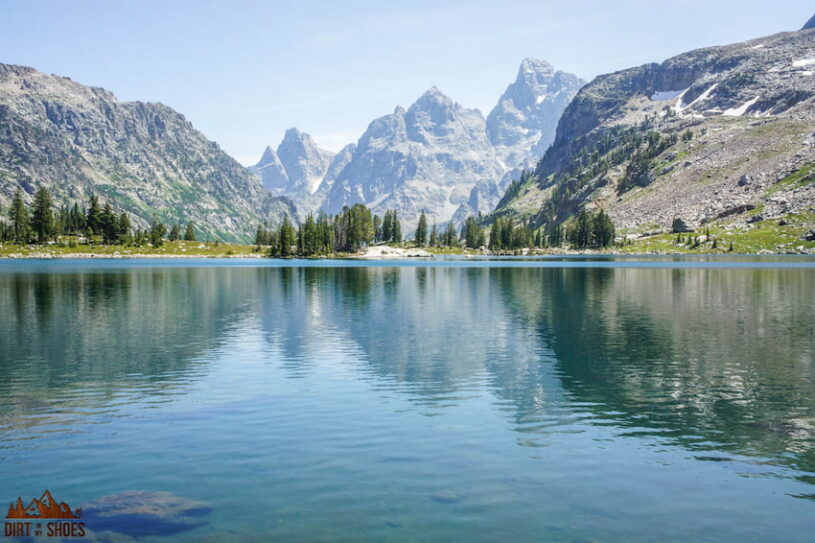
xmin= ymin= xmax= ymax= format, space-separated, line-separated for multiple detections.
xmin=250 ymin=128 xmax=335 ymax=219
xmin=487 ymin=58 xmax=584 ymax=170
xmin=803 ymin=12 xmax=815 ymax=30
xmin=495 ymin=22 xmax=815 ymax=234
xmin=321 ymin=87 xmax=505 ymax=231
xmin=0 ymin=63 xmax=295 ymax=242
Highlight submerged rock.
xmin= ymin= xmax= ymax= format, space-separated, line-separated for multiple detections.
xmin=81 ymin=491 xmax=211 ymax=537
xmin=430 ymin=484 xmax=471 ymax=504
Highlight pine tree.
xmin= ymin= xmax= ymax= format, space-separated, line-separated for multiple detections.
xmin=86 ymin=194 xmax=101 ymax=236
xmin=99 ymin=203 xmax=117 ymax=244
xmin=9 ymin=189 xmax=30 ymax=244
xmin=183 ymin=222 xmax=196 ymax=241
xmin=373 ymin=214 xmax=382 ymax=242
xmin=415 ymin=211 xmax=428 ymax=246
xmin=593 ymin=209 xmax=615 ymax=248
xmin=381 ymin=210 xmax=393 ymax=243
xmin=149 ymin=217 xmax=167 ymax=247
xmin=444 ymin=222 xmax=457 ymax=247
xmin=429 ymin=223 xmax=438 ymax=247
xmin=392 ymin=212 xmax=402 ymax=243
xmin=168 ymin=223 xmax=181 ymax=242
xmin=31 ymin=186 xmax=56 ymax=244
xmin=117 ymin=212 xmax=132 ymax=244
xmin=279 ymin=214 xmax=296 ymax=257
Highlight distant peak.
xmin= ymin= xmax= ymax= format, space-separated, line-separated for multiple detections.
xmin=258 ymin=145 xmax=278 ymax=165
xmin=804 ymin=13 xmax=815 ymax=30
xmin=394 ymin=105 xmax=406 ymax=115
xmin=416 ymin=86 xmax=453 ymax=107
xmin=520 ymin=57 xmax=554 ymax=71
xmin=283 ymin=127 xmax=305 ymax=140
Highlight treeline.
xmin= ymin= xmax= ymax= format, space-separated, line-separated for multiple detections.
xmin=0 ymin=187 xmax=196 ymax=246
xmin=256 ymin=204 xmax=617 ymax=258
xmin=487 ymin=208 xmax=614 ymax=251
xmin=255 ymin=204 xmax=409 ymax=257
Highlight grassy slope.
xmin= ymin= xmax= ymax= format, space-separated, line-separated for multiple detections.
xmin=0 ymin=239 xmax=266 ymax=258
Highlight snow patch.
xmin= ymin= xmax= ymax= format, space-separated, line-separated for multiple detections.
xmin=751 ymin=44 xmax=765 ymax=49
xmin=650 ymin=89 xmax=686 ymax=101
xmin=687 ymin=84 xmax=718 ymax=108
xmin=723 ymin=96 xmax=760 ymax=116
xmin=535 ymin=95 xmax=545 ymax=105
xmin=792 ymin=58 xmax=815 ymax=68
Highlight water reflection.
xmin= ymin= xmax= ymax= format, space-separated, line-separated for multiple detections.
xmin=1 ymin=263 xmax=813 ymax=481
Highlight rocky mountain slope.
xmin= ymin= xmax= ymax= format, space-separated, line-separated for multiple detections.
xmin=494 ymin=18 xmax=815 ymax=243
xmin=250 ymin=128 xmax=337 ymax=218
xmin=252 ymin=59 xmax=583 ymax=231
xmin=322 ymin=87 xmax=505 ymax=229
xmin=487 ymin=58 xmax=584 ymax=170
xmin=0 ymin=63 xmax=295 ymax=242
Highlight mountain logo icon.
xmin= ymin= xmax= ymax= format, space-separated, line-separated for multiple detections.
xmin=6 ymin=491 xmax=82 ymax=520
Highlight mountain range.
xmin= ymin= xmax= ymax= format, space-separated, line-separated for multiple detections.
xmin=251 ymin=59 xmax=584 ymax=230
xmin=2 ymin=12 xmax=814 ymax=244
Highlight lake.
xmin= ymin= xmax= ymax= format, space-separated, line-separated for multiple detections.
xmin=1 ymin=257 xmax=814 ymax=542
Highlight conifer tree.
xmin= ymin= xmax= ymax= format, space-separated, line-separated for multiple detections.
xmin=183 ymin=222 xmax=196 ymax=241
xmin=99 ymin=203 xmax=118 ymax=244
xmin=415 ymin=211 xmax=428 ymax=246
xmin=31 ymin=186 xmax=56 ymax=244
xmin=9 ymin=188 xmax=30 ymax=244
xmin=392 ymin=211 xmax=402 ymax=243
xmin=444 ymin=222 xmax=457 ymax=247
xmin=86 ymin=194 xmax=101 ymax=236
xmin=117 ymin=212 xmax=132 ymax=244
xmin=168 ymin=223 xmax=181 ymax=242
xmin=149 ymin=216 xmax=167 ymax=247
xmin=279 ymin=214 xmax=296 ymax=257
xmin=429 ymin=223 xmax=438 ymax=247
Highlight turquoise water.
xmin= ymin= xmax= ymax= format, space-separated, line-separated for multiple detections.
xmin=1 ymin=257 xmax=814 ymax=542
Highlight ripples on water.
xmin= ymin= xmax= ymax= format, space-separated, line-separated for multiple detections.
xmin=0 ymin=259 xmax=813 ymax=542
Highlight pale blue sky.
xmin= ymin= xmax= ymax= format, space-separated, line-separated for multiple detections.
xmin=2 ymin=1 xmax=812 ymax=163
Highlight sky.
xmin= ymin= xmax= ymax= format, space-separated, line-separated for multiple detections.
xmin=1 ymin=1 xmax=812 ymax=164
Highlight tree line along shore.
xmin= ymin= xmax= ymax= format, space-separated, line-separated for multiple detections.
xmin=1 ymin=187 xmax=811 ymax=258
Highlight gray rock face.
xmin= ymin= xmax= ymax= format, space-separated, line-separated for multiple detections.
xmin=253 ymin=145 xmax=289 ymax=192
xmin=0 ymin=63 xmax=295 ymax=242
xmin=496 ymin=26 xmax=815 ymax=233
xmin=487 ymin=58 xmax=584 ymax=169
xmin=250 ymin=128 xmax=335 ymax=219
xmin=81 ymin=491 xmax=211 ymax=537
xmin=322 ymin=87 xmax=505 ymax=230
xmin=249 ymin=59 xmax=580 ymax=230
xmin=539 ymin=30 xmax=815 ymax=180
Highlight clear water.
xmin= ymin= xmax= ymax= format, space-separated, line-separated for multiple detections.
xmin=1 ymin=257 xmax=814 ymax=542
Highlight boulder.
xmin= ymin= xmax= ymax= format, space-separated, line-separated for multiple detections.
xmin=738 ymin=174 xmax=752 ymax=187
xmin=81 ymin=491 xmax=211 ymax=537
xmin=671 ymin=218 xmax=693 ymax=233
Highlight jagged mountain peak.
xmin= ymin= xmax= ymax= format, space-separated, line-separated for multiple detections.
xmin=413 ymin=86 xmax=456 ymax=110
xmin=486 ymin=58 xmax=584 ymax=169
xmin=803 ymin=13 xmax=815 ymax=30
xmin=258 ymin=145 xmax=278 ymax=165
xmin=517 ymin=57 xmax=555 ymax=80
xmin=282 ymin=126 xmax=306 ymax=141
xmin=252 ymin=127 xmax=335 ymax=205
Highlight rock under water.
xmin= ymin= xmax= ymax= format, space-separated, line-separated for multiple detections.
xmin=81 ymin=491 xmax=211 ymax=537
